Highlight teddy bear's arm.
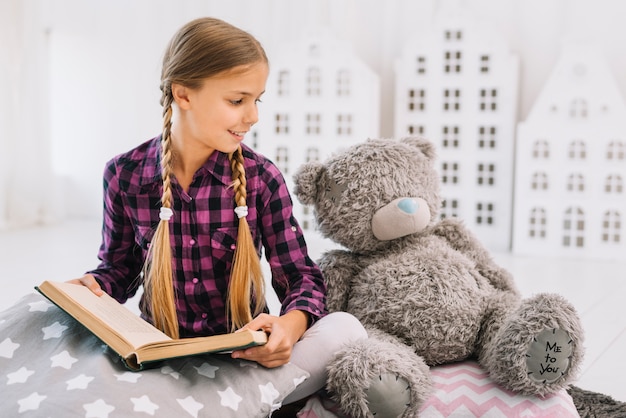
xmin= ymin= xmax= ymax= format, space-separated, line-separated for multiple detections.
xmin=431 ymin=217 xmax=520 ymax=294
xmin=317 ymin=249 xmax=364 ymax=313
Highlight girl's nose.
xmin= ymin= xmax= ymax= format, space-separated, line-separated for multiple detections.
xmin=244 ymin=104 xmax=259 ymax=126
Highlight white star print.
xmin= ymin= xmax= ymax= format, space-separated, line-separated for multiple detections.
xmin=238 ymin=359 xmax=259 ymax=368
xmin=0 ymin=338 xmax=20 ymax=359
xmin=218 ymin=386 xmax=243 ymax=411
xmin=293 ymin=374 xmax=308 ymax=387
xmin=259 ymin=382 xmax=280 ymax=406
xmin=114 ymin=371 xmax=142 ymax=383
xmin=28 ymin=300 xmax=52 ymax=312
xmin=42 ymin=321 xmax=68 ymax=339
xmin=50 ymin=350 xmax=78 ymax=369
xmin=131 ymin=395 xmax=159 ymax=415
xmin=195 ymin=362 xmax=219 ymax=378
xmin=66 ymin=374 xmax=95 ymax=390
xmin=83 ymin=399 xmax=115 ymax=418
xmin=7 ymin=367 xmax=35 ymax=384
xmin=161 ymin=365 xmax=180 ymax=379
xmin=176 ymin=395 xmax=204 ymax=418
xmin=17 ymin=392 xmax=47 ymax=413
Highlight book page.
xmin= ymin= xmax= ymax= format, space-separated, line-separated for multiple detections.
xmin=46 ymin=281 xmax=170 ymax=348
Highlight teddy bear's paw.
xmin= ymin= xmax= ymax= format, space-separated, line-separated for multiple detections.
xmin=526 ymin=328 xmax=573 ymax=384
xmin=326 ymin=333 xmax=432 ymax=418
xmin=481 ymin=293 xmax=584 ymax=396
xmin=364 ymin=373 xmax=411 ymax=417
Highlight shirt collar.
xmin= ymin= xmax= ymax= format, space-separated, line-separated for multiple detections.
xmin=138 ymin=136 xmax=234 ymax=188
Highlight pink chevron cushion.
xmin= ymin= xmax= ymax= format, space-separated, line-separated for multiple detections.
xmin=419 ymin=360 xmax=579 ymax=417
xmin=297 ymin=360 xmax=579 ymax=418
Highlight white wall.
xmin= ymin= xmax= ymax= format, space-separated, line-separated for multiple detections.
xmin=3 ymin=0 xmax=626 ymax=222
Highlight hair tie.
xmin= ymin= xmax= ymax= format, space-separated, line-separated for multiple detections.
xmin=159 ymin=207 xmax=174 ymax=221
xmin=234 ymin=206 xmax=248 ymax=219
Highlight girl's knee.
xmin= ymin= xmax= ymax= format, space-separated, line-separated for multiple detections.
xmin=319 ymin=311 xmax=368 ymax=341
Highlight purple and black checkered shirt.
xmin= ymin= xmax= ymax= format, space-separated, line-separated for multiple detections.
xmin=88 ymin=136 xmax=327 ymax=337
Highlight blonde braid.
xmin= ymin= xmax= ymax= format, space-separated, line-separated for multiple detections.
xmin=227 ymin=147 xmax=266 ymax=330
xmin=142 ymin=87 xmax=179 ymax=338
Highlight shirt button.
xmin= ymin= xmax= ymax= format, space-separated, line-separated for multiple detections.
xmin=189 ymin=239 xmax=196 ymax=245
xmin=230 ymin=244 xmax=236 ymax=250
xmin=201 ymin=313 xmax=208 ymax=319
xmin=192 ymin=278 xmax=199 ymax=284
xmin=291 ymin=226 xmax=297 ymax=232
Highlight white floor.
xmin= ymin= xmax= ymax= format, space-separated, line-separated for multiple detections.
xmin=1 ymin=220 xmax=624 ymax=402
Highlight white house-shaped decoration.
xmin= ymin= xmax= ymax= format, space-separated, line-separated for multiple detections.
xmin=513 ymin=42 xmax=626 ymax=260
xmin=252 ymin=29 xmax=380 ymax=237
xmin=394 ymin=4 xmax=519 ymax=252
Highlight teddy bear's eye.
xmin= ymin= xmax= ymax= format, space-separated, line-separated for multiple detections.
xmin=326 ymin=179 xmax=347 ymax=204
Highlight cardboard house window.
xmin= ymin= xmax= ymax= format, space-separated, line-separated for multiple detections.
xmin=478 ymin=126 xmax=497 ymax=149
xmin=416 ymin=56 xmax=427 ymax=74
xmin=476 ymin=202 xmax=495 ymax=225
xmin=305 ymin=147 xmax=320 ymax=163
xmin=605 ymin=174 xmax=623 ymax=193
xmin=275 ymin=114 xmax=289 ymax=134
xmin=306 ymin=67 xmax=321 ymax=96
xmin=529 ymin=207 xmax=547 ymax=239
xmin=441 ymin=161 xmax=460 ymax=185
xmin=336 ymin=69 xmax=351 ymax=96
xmin=480 ymin=55 xmax=490 ymax=73
xmin=441 ymin=198 xmax=459 ymax=219
xmin=568 ymin=140 xmax=587 ymax=160
xmin=442 ymin=125 xmax=460 ymax=148
xmin=531 ymin=172 xmax=549 ymax=191
xmin=306 ymin=113 xmax=321 ymax=135
xmin=563 ymin=208 xmax=585 ymax=248
xmin=569 ymin=98 xmax=588 ymax=118
xmin=444 ymin=50 xmax=462 ymax=73
xmin=601 ymin=211 xmax=621 ymax=243
xmin=532 ymin=140 xmax=550 ymax=159
xmin=408 ymin=125 xmax=425 ymax=135
xmin=443 ymin=89 xmax=461 ymax=111
xmin=408 ymin=89 xmax=426 ymax=111
xmin=275 ymin=146 xmax=289 ymax=174
xmin=607 ymin=141 xmax=625 ymax=160
xmin=567 ymin=173 xmax=585 ymax=192
xmin=277 ymin=70 xmax=290 ymax=97
xmin=477 ymin=163 xmax=496 ymax=186
xmin=479 ymin=88 xmax=498 ymax=111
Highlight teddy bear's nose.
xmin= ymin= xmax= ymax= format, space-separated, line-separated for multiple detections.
xmin=397 ymin=198 xmax=418 ymax=214
xmin=372 ymin=197 xmax=431 ymax=241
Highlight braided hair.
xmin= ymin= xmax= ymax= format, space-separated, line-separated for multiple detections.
xmin=143 ymin=17 xmax=268 ymax=338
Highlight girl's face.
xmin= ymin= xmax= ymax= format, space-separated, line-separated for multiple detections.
xmin=172 ymin=62 xmax=268 ymax=155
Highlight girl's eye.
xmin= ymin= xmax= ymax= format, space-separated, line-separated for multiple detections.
xmin=230 ymin=99 xmax=243 ymax=105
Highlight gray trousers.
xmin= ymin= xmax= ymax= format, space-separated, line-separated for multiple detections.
xmin=283 ymin=311 xmax=367 ymax=404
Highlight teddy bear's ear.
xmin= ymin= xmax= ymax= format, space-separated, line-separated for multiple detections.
xmin=293 ymin=161 xmax=325 ymax=205
xmin=400 ymin=136 xmax=437 ymax=161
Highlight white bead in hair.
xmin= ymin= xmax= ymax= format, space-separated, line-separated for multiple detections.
xmin=159 ymin=207 xmax=174 ymax=221
xmin=234 ymin=206 xmax=248 ymax=219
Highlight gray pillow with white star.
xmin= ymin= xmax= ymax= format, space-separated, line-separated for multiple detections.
xmin=0 ymin=292 xmax=309 ymax=417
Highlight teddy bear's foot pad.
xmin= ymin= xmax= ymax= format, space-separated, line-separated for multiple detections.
xmin=526 ymin=328 xmax=573 ymax=383
xmin=364 ymin=373 xmax=411 ymax=417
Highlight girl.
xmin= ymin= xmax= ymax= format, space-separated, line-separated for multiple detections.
xmin=70 ymin=17 xmax=366 ymax=405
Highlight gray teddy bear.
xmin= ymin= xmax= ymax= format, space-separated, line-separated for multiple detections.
xmin=293 ymin=137 xmax=585 ymax=418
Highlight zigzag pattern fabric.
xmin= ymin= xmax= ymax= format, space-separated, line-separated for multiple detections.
xmin=419 ymin=361 xmax=579 ymax=417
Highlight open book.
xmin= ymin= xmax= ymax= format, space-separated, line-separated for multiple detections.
xmin=35 ymin=280 xmax=267 ymax=371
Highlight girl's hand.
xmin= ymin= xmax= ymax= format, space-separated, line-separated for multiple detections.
xmin=67 ymin=274 xmax=104 ymax=296
xmin=231 ymin=310 xmax=308 ymax=368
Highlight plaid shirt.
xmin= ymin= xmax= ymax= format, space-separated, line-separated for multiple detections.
xmin=88 ymin=136 xmax=327 ymax=337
